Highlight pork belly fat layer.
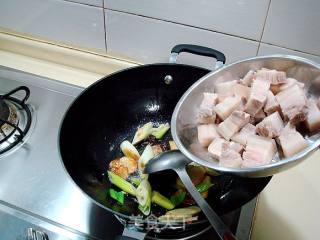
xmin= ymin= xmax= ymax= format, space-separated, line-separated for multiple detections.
xmin=256 ymin=69 xmax=287 ymax=85
xmin=241 ymin=70 xmax=255 ymax=86
xmin=217 ymin=111 xmax=250 ymax=140
xmin=214 ymin=96 xmax=241 ymax=120
xmin=264 ymin=91 xmax=280 ymax=115
xmin=278 ymin=123 xmax=308 ymax=158
xmin=270 ymin=78 xmax=304 ymax=95
xmin=197 ymin=124 xmax=220 ymax=147
xmin=231 ymin=123 xmax=256 ymax=145
xmin=242 ymin=135 xmax=277 ymax=167
xmin=305 ymin=99 xmax=320 ymax=132
xmin=256 ymin=111 xmax=284 ymax=138
xmin=219 ymin=146 xmax=243 ymax=168
xmin=214 ymin=80 xmax=238 ymax=95
xmin=208 ymin=138 xmax=228 ymax=159
xmin=245 ymin=79 xmax=270 ymax=116
xmin=197 ymin=92 xmax=218 ymax=124
xmin=276 ymin=84 xmax=307 ymax=124
xmin=232 ymin=84 xmax=251 ymax=100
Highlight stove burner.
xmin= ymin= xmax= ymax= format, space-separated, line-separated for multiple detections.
xmin=0 ymin=99 xmax=10 ymax=127
xmin=0 ymin=86 xmax=32 ymax=155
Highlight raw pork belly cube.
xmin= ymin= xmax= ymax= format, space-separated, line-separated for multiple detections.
xmin=276 ymin=84 xmax=307 ymax=124
xmin=232 ymin=84 xmax=251 ymax=100
xmin=254 ymin=109 xmax=266 ymax=123
xmin=197 ymin=124 xmax=220 ymax=147
xmin=278 ymin=123 xmax=308 ymax=158
xmin=270 ymin=78 xmax=304 ymax=95
xmin=241 ymin=70 xmax=256 ymax=86
xmin=242 ymin=135 xmax=277 ymax=167
xmin=231 ymin=123 xmax=256 ymax=145
xmin=256 ymin=69 xmax=287 ymax=85
xmin=256 ymin=111 xmax=284 ymax=138
xmin=217 ymin=111 xmax=250 ymax=140
xmin=214 ymin=80 xmax=238 ymax=95
xmin=214 ymin=96 xmax=241 ymax=120
xmin=229 ymin=141 xmax=244 ymax=153
xmin=219 ymin=144 xmax=243 ymax=168
xmin=305 ymin=99 xmax=320 ymax=132
xmin=208 ymin=138 xmax=228 ymax=159
xmin=245 ymin=79 xmax=270 ymax=116
xmin=197 ymin=92 xmax=218 ymax=124
xmin=264 ymin=91 xmax=280 ymax=115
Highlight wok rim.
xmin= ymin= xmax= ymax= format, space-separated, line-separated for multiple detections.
xmin=171 ymin=54 xmax=320 ymax=177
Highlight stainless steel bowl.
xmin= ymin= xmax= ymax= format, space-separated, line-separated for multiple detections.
xmin=171 ymin=55 xmax=320 ymax=177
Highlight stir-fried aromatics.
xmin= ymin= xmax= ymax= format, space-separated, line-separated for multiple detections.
xmin=107 ymin=122 xmax=213 ymax=221
xmin=196 ymin=68 xmax=319 ymax=168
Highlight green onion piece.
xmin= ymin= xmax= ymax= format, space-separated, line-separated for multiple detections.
xmin=138 ymin=204 xmax=151 ymax=216
xmin=151 ymin=123 xmax=170 ymax=139
xmin=170 ymin=190 xmax=186 ymax=207
xmin=151 ymin=191 xmax=175 ymax=210
xmin=132 ymin=122 xmax=154 ymax=145
xmin=108 ymin=171 xmax=137 ymax=196
xmin=109 ymin=189 xmax=124 ymax=204
xmin=138 ymin=144 xmax=154 ymax=176
xmin=196 ymin=182 xmax=214 ymax=193
xmin=136 ymin=179 xmax=152 ymax=215
xmin=130 ymin=177 xmax=142 ymax=187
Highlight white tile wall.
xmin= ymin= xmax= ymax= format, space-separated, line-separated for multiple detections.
xmin=63 ymin=0 xmax=103 ymax=7
xmin=104 ymin=0 xmax=270 ymax=41
xmin=262 ymin=0 xmax=320 ymax=56
xmin=0 ymin=0 xmax=106 ymax=52
xmin=0 ymin=0 xmax=320 ymax=64
xmin=105 ymin=10 xmax=259 ymax=69
xmin=258 ymin=43 xmax=320 ymax=63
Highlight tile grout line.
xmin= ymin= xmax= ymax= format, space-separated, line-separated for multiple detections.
xmin=102 ymin=1 xmax=108 ymax=53
xmin=257 ymin=0 xmax=272 ymax=56
xmin=60 ymin=0 xmax=101 ymax=8
xmin=258 ymin=42 xmax=320 ymax=58
xmin=105 ymin=8 xmax=259 ymax=43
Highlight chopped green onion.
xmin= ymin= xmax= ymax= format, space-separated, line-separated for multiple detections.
xmin=130 ymin=177 xmax=142 ymax=187
xmin=151 ymin=191 xmax=175 ymax=210
xmin=170 ymin=190 xmax=186 ymax=207
xmin=136 ymin=179 xmax=152 ymax=215
xmin=151 ymin=123 xmax=170 ymax=139
xmin=138 ymin=204 xmax=151 ymax=216
xmin=109 ymin=189 xmax=124 ymax=204
xmin=120 ymin=140 xmax=140 ymax=161
xmin=132 ymin=122 xmax=154 ymax=145
xmin=138 ymin=145 xmax=154 ymax=178
xmin=196 ymin=182 xmax=213 ymax=193
xmin=108 ymin=171 xmax=137 ymax=196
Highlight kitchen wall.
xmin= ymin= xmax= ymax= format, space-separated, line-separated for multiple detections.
xmin=0 ymin=0 xmax=319 ymax=69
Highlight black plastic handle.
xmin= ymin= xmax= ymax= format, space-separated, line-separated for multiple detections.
xmin=171 ymin=44 xmax=226 ymax=64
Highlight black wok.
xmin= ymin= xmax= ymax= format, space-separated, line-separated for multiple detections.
xmin=59 ymin=45 xmax=271 ymax=239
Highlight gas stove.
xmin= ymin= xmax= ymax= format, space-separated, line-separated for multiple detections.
xmin=0 ymin=66 xmax=256 ymax=240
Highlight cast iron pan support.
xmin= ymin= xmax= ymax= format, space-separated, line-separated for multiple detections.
xmin=116 ymin=45 xmax=226 ymax=240
xmin=0 ymin=86 xmax=31 ymax=148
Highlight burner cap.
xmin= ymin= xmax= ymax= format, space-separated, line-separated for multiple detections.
xmin=0 ymin=99 xmax=10 ymax=126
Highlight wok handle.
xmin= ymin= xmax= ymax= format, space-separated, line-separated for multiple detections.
xmin=175 ymin=167 xmax=237 ymax=240
xmin=169 ymin=44 xmax=226 ymax=69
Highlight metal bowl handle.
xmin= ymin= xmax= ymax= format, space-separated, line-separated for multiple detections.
xmin=169 ymin=44 xmax=226 ymax=69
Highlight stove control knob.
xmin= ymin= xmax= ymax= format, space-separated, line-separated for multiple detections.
xmin=27 ymin=228 xmax=49 ymax=240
